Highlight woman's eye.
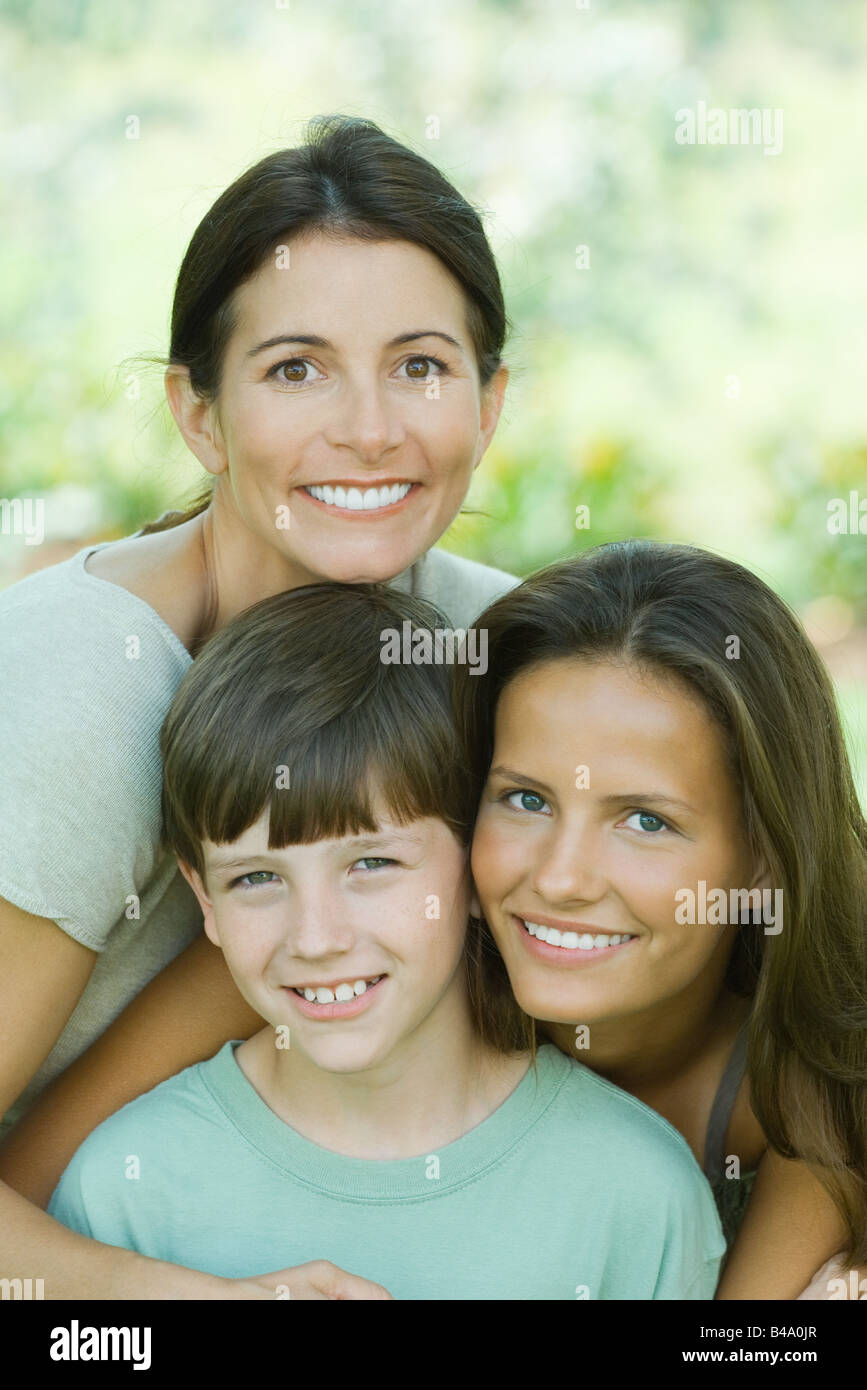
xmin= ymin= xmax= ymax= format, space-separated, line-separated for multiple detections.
xmin=622 ymin=811 xmax=669 ymax=834
xmin=503 ymin=789 xmax=551 ymax=815
xmin=233 ymin=870 xmax=279 ymax=888
xmin=266 ymin=358 xmax=323 ymax=387
xmin=400 ymin=354 xmax=449 ymax=381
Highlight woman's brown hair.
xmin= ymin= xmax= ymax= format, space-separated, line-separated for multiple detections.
xmin=455 ymin=539 xmax=867 ymax=1265
xmin=139 ymin=113 xmax=509 ymax=535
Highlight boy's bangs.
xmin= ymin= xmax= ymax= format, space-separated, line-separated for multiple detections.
xmin=187 ymin=700 xmax=468 ymax=857
xmin=264 ymin=731 xmax=446 ymax=847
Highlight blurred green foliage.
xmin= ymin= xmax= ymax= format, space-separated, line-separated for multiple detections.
xmin=1 ymin=0 xmax=865 ymax=793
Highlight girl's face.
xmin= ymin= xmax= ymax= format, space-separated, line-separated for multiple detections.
xmin=177 ymin=230 xmax=507 ymax=586
xmin=471 ymin=657 xmax=764 ymax=1027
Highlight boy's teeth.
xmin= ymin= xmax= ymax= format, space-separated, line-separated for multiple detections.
xmin=522 ymin=921 xmax=632 ymax=951
xmin=297 ymin=976 xmax=383 ymax=1003
xmin=305 ymin=482 xmax=411 ymax=510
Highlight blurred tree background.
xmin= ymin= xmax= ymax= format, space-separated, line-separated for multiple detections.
xmin=1 ymin=0 xmax=864 ymax=798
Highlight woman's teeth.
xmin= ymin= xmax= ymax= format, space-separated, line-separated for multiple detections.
xmin=522 ymin=920 xmax=634 ymax=951
xmin=304 ymin=483 xmax=412 ymax=511
xmin=293 ymin=975 xmax=384 ymax=1004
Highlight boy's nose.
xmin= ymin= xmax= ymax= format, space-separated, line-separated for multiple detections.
xmin=285 ymin=896 xmax=357 ymax=959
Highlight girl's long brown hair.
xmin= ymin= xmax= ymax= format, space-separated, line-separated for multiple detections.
xmin=138 ymin=113 xmax=509 ymax=535
xmin=455 ymin=539 xmax=867 ymax=1265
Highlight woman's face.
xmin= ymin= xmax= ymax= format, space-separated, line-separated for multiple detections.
xmin=175 ymin=230 xmax=507 ymax=586
xmin=471 ymin=657 xmax=763 ymax=1027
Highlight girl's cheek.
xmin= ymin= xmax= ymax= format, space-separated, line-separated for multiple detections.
xmin=472 ymin=820 xmax=519 ymax=890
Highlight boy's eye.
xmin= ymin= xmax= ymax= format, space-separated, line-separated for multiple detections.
xmin=621 ymin=811 xmax=669 ymax=834
xmin=232 ymin=870 xmax=279 ymax=888
xmin=352 ymin=857 xmax=396 ymax=872
xmin=503 ymin=789 xmax=552 ymax=815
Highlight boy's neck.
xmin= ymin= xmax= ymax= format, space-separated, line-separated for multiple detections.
xmin=234 ymin=987 xmax=530 ymax=1160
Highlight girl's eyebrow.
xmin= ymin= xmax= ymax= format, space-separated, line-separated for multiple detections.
xmin=489 ymin=767 xmax=698 ymax=817
xmin=488 ymin=765 xmax=558 ymax=797
xmin=246 ymin=329 xmax=464 ymax=358
xmin=599 ymin=792 xmax=698 ymax=815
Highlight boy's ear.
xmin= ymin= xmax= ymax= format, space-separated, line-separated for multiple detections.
xmin=177 ymin=858 xmax=221 ymax=948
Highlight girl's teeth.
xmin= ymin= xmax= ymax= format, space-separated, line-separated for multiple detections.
xmin=523 ymin=921 xmax=630 ymax=951
xmin=305 ymin=483 xmax=411 ymax=511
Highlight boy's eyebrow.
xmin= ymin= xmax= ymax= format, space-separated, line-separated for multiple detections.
xmin=245 ymin=329 xmax=464 ymax=359
xmin=207 ymin=853 xmax=276 ymax=873
xmin=349 ymin=831 xmax=426 ymax=851
xmin=206 ymin=830 xmax=427 ymax=871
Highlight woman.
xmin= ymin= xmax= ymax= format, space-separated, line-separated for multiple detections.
xmin=0 ymin=113 xmax=515 ymax=1297
xmin=458 ymin=540 xmax=867 ymax=1299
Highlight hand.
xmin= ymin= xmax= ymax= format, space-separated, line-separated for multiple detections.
xmin=232 ymin=1259 xmax=395 ymax=1300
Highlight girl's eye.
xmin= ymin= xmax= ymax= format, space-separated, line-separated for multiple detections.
xmin=232 ymin=870 xmax=279 ymax=888
xmin=400 ymin=354 xmax=449 ymax=381
xmin=622 ymin=811 xmax=670 ymax=834
xmin=352 ymin=857 xmax=396 ymax=872
xmin=503 ymin=789 xmax=552 ymax=815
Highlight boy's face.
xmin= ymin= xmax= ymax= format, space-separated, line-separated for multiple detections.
xmin=181 ymin=802 xmax=476 ymax=1075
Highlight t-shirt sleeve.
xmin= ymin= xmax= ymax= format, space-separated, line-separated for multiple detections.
xmin=47 ymin=1150 xmax=97 ymax=1241
xmin=0 ymin=563 xmax=190 ymax=949
xmin=648 ymin=1166 xmax=726 ymax=1300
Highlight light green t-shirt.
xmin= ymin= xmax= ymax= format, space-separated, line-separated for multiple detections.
xmin=49 ymin=1041 xmax=726 ymax=1299
xmin=0 ymin=537 xmax=517 ymax=1139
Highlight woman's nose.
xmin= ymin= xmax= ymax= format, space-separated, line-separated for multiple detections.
xmin=323 ymin=374 xmax=406 ymax=463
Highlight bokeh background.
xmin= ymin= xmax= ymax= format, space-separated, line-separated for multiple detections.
xmin=1 ymin=0 xmax=865 ymax=798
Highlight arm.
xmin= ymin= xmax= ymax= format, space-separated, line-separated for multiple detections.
xmin=715 ymin=1147 xmax=855 ymax=1299
xmin=0 ymin=929 xmax=262 ymax=1208
xmin=0 ymin=896 xmax=392 ymax=1299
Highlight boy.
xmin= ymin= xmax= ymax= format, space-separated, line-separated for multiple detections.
xmin=49 ymin=583 xmax=726 ymax=1299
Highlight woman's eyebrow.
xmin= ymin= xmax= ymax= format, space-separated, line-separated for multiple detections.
xmin=245 ymin=329 xmax=464 ymax=358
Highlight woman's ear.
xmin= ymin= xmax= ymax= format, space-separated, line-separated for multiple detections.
xmin=177 ymin=858 xmax=221 ymax=948
xmin=164 ymin=365 xmax=228 ymax=479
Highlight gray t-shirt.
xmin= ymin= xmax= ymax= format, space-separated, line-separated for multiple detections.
xmin=0 ymin=538 xmax=517 ymax=1138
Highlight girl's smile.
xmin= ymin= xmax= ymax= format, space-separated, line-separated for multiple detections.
xmin=512 ymin=913 xmax=640 ymax=965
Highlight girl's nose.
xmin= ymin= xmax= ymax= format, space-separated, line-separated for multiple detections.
xmin=530 ymin=821 xmax=608 ymax=907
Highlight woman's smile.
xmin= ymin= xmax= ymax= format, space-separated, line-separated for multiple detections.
xmin=298 ymin=478 xmax=419 ymax=516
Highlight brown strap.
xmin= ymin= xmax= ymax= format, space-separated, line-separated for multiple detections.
xmin=703 ymin=1021 xmax=749 ymax=1182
